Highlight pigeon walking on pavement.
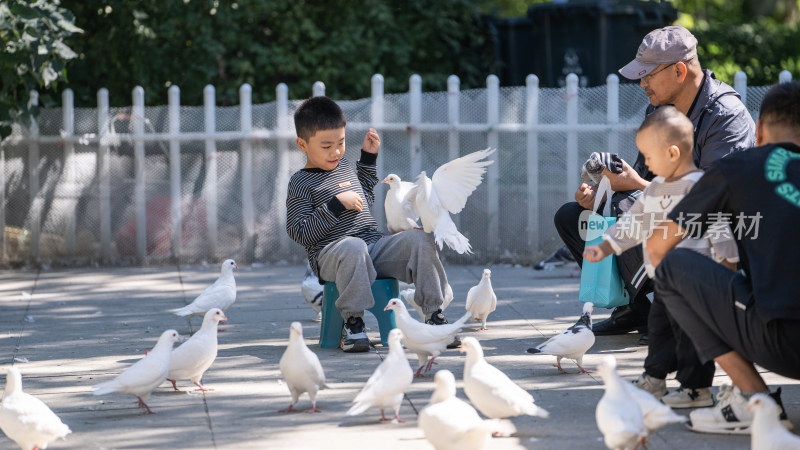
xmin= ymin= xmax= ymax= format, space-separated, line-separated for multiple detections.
xmin=465 ymin=269 xmax=497 ymax=330
xmin=398 ymin=284 xmax=454 ymax=321
xmin=301 ymin=261 xmax=324 ymax=321
xmin=384 ymin=299 xmax=471 ymax=377
xmin=166 ymin=308 xmax=226 ymax=391
xmin=346 ymin=329 xmax=413 ymax=422
xmin=278 ymin=322 xmax=328 ymax=413
xmin=169 ymin=259 xmax=238 ymax=318
xmin=748 ymin=393 xmax=800 ymax=450
xmin=527 ymin=302 xmax=595 ymax=373
xmin=0 ymin=366 xmax=71 ymax=450
xmin=595 ymin=356 xmax=647 ymax=450
xmin=413 ymin=148 xmax=496 ymax=254
xmin=381 ymin=174 xmax=421 ymax=234
xmin=460 ymin=337 xmax=549 ymax=421
xmin=92 ymin=329 xmax=183 ymax=414
xmin=622 ymin=379 xmax=687 ymax=437
xmin=419 ymin=369 xmax=515 ymax=450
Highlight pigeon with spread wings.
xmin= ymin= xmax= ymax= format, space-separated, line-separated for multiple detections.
xmin=382 ymin=148 xmax=495 ymax=253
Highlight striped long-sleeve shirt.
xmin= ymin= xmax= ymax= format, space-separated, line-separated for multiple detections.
xmin=286 ymin=151 xmax=383 ymax=278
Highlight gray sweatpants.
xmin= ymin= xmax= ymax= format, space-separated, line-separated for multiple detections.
xmin=316 ymin=229 xmax=448 ymax=320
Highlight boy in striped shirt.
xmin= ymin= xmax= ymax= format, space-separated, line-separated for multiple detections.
xmin=286 ymin=96 xmax=452 ymax=352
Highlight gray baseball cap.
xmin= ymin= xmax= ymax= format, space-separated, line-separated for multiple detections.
xmin=619 ymin=26 xmax=698 ymax=80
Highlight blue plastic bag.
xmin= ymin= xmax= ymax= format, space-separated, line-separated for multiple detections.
xmin=579 ymin=177 xmax=630 ymax=309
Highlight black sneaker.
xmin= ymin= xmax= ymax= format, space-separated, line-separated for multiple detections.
xmin=426 ymin=309 xmax=449 ymax=325
xmin=534 ymin=246 xmax=576 ymax=271
xmin=427 ymin=310 xmax=461 ymax=349
xmin=341 ymin=316 xmax=370 ymax=353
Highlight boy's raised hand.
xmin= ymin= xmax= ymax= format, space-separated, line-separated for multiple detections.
xmin=336 ymin=191 xmax=364 ymax=212
xmin=362 ymin=128 xmax=381 ymax=154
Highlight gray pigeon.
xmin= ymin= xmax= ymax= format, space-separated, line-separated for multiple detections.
xmin=527 ymin=302 xmax=594 ymax=373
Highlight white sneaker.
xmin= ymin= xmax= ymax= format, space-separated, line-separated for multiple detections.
xmin=632 ymin=372 xmax=667 ymax=399
xmin=662 ymin=387 xmax=714 ymax=408
xmin=688 ymin=385 xmax=793 ymax=435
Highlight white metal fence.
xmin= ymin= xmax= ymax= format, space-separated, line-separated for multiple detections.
xmin=0 ymin=71 xmax=794 ymax=267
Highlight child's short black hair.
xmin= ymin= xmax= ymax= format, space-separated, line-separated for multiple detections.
xmin=759 ymin=82 xmax=800 ymax=130
xmin=294 ymin=96 xmax=347 ymax=142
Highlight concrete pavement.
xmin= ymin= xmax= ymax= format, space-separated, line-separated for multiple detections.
xmin=0 ymin=263 xmax=797 ymax=449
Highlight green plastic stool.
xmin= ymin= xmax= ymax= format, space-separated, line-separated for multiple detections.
xmin=319 ymin=278 xmax=398 ymax=348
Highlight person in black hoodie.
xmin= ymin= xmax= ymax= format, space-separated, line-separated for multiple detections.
xmin=647 ymin=81 xmax=800 ymax=435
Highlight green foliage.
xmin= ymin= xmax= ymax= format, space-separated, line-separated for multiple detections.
xmin=61 ymin=0 xmax=494 ymax=107
xmin=671 ymin=0 xmax=800 ymax=85
xmin=0 ymin=0 xmax=83 ymax=140
xmin=689 ymin=19 xmax=800 ymax=85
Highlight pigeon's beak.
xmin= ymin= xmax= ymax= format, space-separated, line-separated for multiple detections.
xmin=459 ymin=345 xmax=466 ymax=353
xmin=383 ymin=304 xmax=391 ymax=311
xmin=380 ymin=179 xmax=388 ymax=184
xmin=220 ymin=314 xmax=228 ymax=322
xmin=177 ymin=336 xmax=184 ymax=342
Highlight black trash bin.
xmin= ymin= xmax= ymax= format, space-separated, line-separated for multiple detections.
xmin=491 ymin=0 xmax=678 ymax=87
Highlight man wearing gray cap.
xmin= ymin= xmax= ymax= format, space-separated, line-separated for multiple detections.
xmin=553 ymin=25 xmax=755 ymax=406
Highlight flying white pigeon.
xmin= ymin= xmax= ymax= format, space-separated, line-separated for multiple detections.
xmin=0 ymin=366 xmax=71 ymax=450
xmin=166 ymin=308 xmax=226 ymax=391
xmin=278 ymin=322 xmax=328 ymax=413
xmin=398 ymin=283 xmax=454 ymax=321
xmin=169 ymin=259 xmax=238 ymax=318
xmin=419 ymin=369 xmax=516 ymax=450
xmin=460 ymin=337 xmax=549 ymax=420
xmin=526 ymin=302 xmax=595 ymax=373
xmin=465 ymin=269 xmax=497 ymax=330
xmin=748 ymin=393 xmax=800 ymax=450
xmin=384 ymin=298 xmax=471 ymax=377
xmin=595 ymin=356 xmax=647 ymax=450
xmin=301 ymin=261 xmax=324 ymax=321
xmin=92 ymin=329 xmax=183 ymax=414
xmin=346 ymin=328 xmax=413 ymax=422
xmin=621 ymin=380 xmax=687 ymax=437
xmin=381 ymin=174 xmax=421 ymax=234
xmin=413 ymin=148 xmax=496 ymax=254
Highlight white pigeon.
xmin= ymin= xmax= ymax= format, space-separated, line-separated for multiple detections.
xmin=398 ymin=284 xmax=454 ymax=321
xmin=621 ymin=380 xmax=687 ymax=437
xmin=526 ymin=302 xmax=595 ymax=373
xmin=419 ymin=369 xmax=516 ymax=450
xmin=0 ymin=367 xmax=71 ymax=450
xmin=414 ymin=148 xmax=496 ymax=254
xmin=301 ymin=261 xmax=323 ymax=321
xmin=384 ymin=298 xmax=471 ymax=377
xmin=748 ymin=393 xmax=800 ymax=450
xmin=460 ymin=337 xmax=549 ymax=420
xmin=381 ymin=174 xmax=420 ymax=234
xmin=92 ymin=329 xmax=182 ymax=414
xmin=278 ymin=322 xmax=327 ymax=413
xmin=346 ymin=329 xmax=413 ymax=422
xmin=465 ymin=269 xmax=497 ymax=330
xmin=595 ymin=356 xmax=647 ymax=450
xmin=166 ymin=308 xmax=226 ymax=391
xmin=169 ymin=259 xmax=238 ymax=318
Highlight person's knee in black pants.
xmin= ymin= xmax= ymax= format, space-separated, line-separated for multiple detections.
xmin=553 ymin=201 xmax=586 ymax=266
